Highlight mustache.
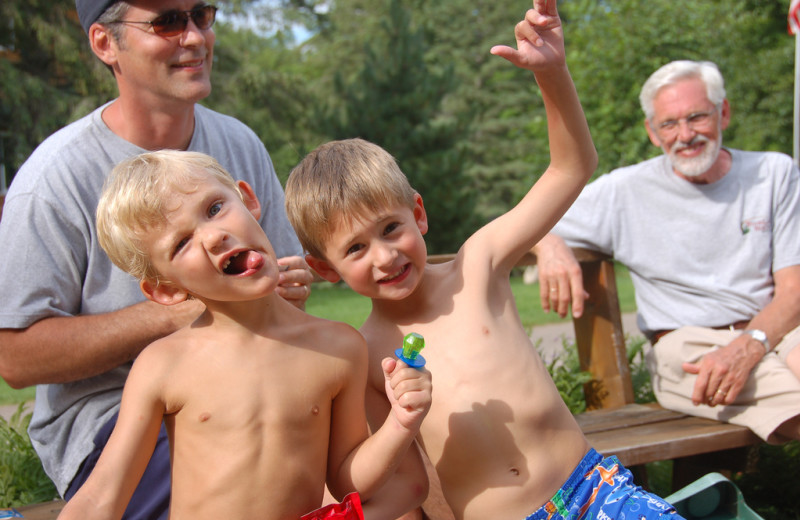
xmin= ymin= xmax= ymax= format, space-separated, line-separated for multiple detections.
xmin=672 ymin=134 xmax=710 ymax=152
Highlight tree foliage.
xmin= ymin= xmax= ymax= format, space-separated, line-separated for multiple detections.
xmin=313 ymin=0 xmax=477 ymax=253
xmin=2 ymin=0 xmax=796 ymax=249
xmin=1 ymin=0 xmax=116 ymax=186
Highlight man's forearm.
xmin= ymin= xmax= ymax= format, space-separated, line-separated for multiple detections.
xmin=746 ymin=265 xmax=800 ymax=351
xmin=0 ymin=299 xmax=203 ymax=388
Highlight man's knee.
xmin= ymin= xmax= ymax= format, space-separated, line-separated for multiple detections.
xmin=772 ymin=414 xmax=800 ymax=442
xmin=785 ymin=345 xmax=800 ymax=382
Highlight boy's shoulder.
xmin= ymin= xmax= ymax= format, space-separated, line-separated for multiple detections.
xmin=289 ymin=311 xmax=368 ymax=360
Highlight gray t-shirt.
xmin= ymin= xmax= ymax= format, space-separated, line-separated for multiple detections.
xmin=0 ymin=102 xmax=303 ymax=495
xmin=553 ymin=148 xmax=800 ymax=337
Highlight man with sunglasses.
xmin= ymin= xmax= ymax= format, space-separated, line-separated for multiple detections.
xmin=0 ymin=1 xmax=314 ymax=518
xmin=532 ymin=60 xmax=800 ymax=444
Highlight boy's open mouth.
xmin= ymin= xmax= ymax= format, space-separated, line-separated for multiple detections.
xmin=222 ymin=250 xmax=263 ymax=275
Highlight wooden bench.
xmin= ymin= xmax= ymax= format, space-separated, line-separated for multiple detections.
xmin=430 ymin=249 xmax=760 ymax=491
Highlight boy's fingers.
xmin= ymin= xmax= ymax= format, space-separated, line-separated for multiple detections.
xmin=382 ymin=356 xmax=398 ymax=376
xmin=534 ymin=0 xmax=558 ymax=17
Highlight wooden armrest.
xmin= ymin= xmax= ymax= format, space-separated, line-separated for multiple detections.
xmin=573 ymin=255 xmax=633 ymax=409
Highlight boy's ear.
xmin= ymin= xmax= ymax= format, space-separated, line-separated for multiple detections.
xmin=305 ymin=254 xmax=342 ymax=283
xmin=413 ymin=193 xmax=429 ymax=236
xmin=237 ymin=181 xmax=262 ymax=220
xmin=140 ymin=279 xmax=189 ymax=306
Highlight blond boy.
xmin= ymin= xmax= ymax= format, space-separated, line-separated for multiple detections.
xmin=57 ymin=150 xmax=432 ymax=520
xmin=286 ymin=2 xmax=683 ymax=519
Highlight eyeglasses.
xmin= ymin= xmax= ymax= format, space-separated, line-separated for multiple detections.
xmin=655 ymin=109 xmax=718 ymax=137
xmin=109 ymin=5 xmax=218 ymax=37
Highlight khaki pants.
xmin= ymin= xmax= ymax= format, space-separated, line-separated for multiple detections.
xmin=646 ymin=325 xmax=800 ymax=443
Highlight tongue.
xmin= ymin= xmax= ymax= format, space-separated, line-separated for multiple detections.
xmin=225 ymin=251 xmax=263 ymax=274
xmin=246 ymin=251 xmax=264 ymax=270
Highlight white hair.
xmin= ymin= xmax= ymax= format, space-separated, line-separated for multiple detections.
xmin=639 ymin=60 xmax=726 ymax=120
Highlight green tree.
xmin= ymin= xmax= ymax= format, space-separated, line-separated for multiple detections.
xmin=207 ymin=22 xmax=318 ymax=182
xmin=316 ymin=0 xmax=477 ymax=254
xmin=1 ymin=0 xmax=116 ymax=185
xmin=415 ymin=0 xmax=551 ymax=221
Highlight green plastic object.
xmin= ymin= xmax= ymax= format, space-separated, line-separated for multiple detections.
xmin=395 ymin=332 xmax=426 ymax=368
xmin=665 ymin=472 xmax=764 ymax=520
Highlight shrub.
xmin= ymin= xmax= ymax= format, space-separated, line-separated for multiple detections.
xmin=0 ymin=404 xmax=58 ymax=508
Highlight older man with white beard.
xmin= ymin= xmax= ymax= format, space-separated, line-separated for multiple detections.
xmin=532 ymin=60 xmax=800 ymax=444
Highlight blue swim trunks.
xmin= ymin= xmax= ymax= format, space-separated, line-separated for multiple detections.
xmin=525 ymin=449 xmax=684 ymax=520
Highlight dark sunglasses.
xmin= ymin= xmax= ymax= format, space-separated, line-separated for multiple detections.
xmin=109 ymin=5 xmax=218 ymax=37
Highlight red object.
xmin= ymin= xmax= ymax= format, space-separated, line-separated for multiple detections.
xmin=789 ymin=0 xmax=800 ymax=35
xmin=300 ymin=493 xmax=364 ymax=520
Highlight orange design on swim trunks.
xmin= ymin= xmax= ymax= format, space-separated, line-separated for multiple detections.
xmin=577 ymin=464 xmax=619 ymax=518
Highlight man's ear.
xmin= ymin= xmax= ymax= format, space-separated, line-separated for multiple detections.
xmin=237 ymin=181 xmax=262 ymax=220
xmin=88 ymin=23 xmax=119 ymax=69
xmin=140 ymin=279 xmax=189 ymax=306
xmin=305 ymin=254 xmax=341 ymax=283
xmin=644 ymin=117 xmax=662 ymax=148
xmin=719 ymin=98 xmax=731 ymax=131
xmin=413 ymin=193 xmax=429 ymax=236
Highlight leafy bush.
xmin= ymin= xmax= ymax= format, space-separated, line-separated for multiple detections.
xmin=626 ymin=335 xmax=655 ymax=404
xmin=0 ymin=404 xmax=58 ymax=508
xmin=539 ymin=338 xmax=594 ymax=415
xmin=733 ymin=441 xmax=800 ymax=520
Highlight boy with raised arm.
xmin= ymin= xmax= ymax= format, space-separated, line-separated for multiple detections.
xmin=57 ymin=150 xmax=432 ymax=520
xmin=285 ymin=2 xmax=683 ymax=519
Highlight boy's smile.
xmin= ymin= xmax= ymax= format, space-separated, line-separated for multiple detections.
xmin=143 ymin=173 xmax=280 ymax=304
xmin=312 ymin=196 xmax=428 ymax=300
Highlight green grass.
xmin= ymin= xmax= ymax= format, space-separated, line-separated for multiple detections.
xmin=305 ymin=264 xmax=637 ymax=330
xmin=0 ymin=383 xmax=35 ymax=407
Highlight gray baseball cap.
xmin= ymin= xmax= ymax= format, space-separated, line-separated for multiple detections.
xmin=76 ymin=0 xmax=117 ymax=33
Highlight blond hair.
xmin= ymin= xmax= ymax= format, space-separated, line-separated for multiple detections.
xmin=285 ymin=138 xmax=417 ymax=259
xmin=96 ymin=150 xmax=242 ymax=282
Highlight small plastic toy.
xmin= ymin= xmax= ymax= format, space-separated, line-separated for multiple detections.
xmin=395 ymin=332 xmax=426 ymax=368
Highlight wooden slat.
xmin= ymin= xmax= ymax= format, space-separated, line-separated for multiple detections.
xmin=0 ymin=500 xmax=65 ymax=520
xmin=426 ymin=248 xmax=607 ymax=267
xmin=583 ymin=411 xmax=759 ymax=467
xmin=575 ymin=403 xmax=686 ymax=434
xmin=573 ymin=258 xmax=633 ymax=409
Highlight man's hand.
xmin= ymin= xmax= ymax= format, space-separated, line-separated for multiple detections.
xmin=276 ymin=256 xmax=314 ymax=310
xmin=682 ymin=334 xmax=765 ymax=406
xmin=533 ymin=234 xmax=588 ymax=318
xmin=490 ymin=0 xmax=564 ymax=72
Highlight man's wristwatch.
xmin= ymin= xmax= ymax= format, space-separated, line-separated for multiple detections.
xmin=743 ymin=329 xmax=771 ymax=353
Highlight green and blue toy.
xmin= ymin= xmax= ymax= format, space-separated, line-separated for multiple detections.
xmin=395 ymin=332 xmax=426 ymax=368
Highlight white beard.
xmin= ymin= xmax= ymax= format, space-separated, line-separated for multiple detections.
xmin=666 ymin=133 xmax=722 ymax=177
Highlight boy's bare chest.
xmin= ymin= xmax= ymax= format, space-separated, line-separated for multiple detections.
xmin=166 ymin=346 xmax=339 ymax=435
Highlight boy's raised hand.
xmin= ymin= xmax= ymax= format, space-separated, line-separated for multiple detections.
xmin=381 ymin=357 xmax=432 ymax=432
xmin=490 ymin=0 xmax=564 ymax=72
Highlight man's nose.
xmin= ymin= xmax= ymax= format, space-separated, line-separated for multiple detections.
xmin=676 ymin=119 xmax=697 ymax=142
xmin=181 ymin=17 xmax=208 ymax=46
